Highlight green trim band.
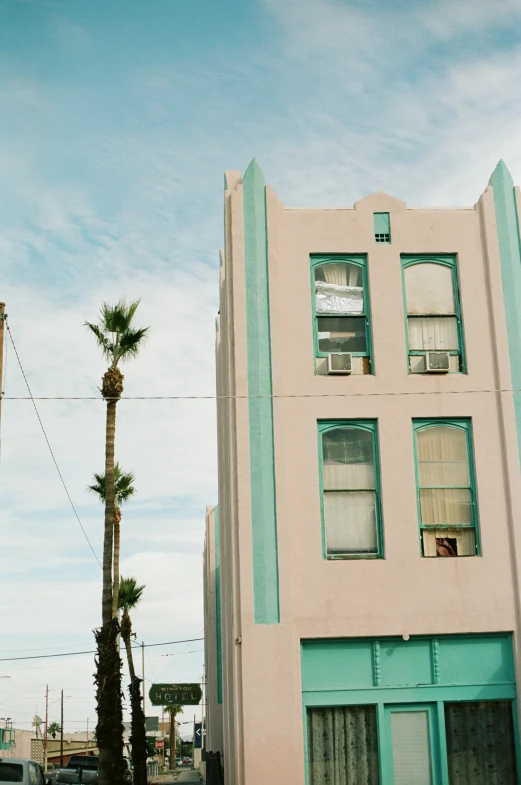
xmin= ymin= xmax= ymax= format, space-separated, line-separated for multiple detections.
xmin=491 ymin=161 xmax=521 ymax=468
xmin=243 ymin=159 xmax=280 ymax=624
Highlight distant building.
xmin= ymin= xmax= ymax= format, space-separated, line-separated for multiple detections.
xmin=204 ymin=160 xmax=521 ymax=784
xmin=0 ymin=727 xmax=31 ymax=759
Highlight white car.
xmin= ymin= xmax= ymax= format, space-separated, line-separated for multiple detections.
xmin=0 ymin=757 xmax=52 ymax=785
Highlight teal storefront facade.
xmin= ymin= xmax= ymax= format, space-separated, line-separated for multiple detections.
xmin=302 ymin=634 xmax=520 ymax=784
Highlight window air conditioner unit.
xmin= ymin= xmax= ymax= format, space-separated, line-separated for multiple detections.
xmin=425 ymin=351 xmax=450 ymax=373
xmin=327 ymin=353 xmax=352 ymax=374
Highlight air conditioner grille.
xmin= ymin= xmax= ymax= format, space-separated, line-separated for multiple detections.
xmin=328 ymin=353 xmax=352 ymax=374
xmin=426 ymin=351 xmax=450 ymax=372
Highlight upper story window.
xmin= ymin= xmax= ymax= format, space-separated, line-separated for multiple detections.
xmin=402 ymin=256 xmax=465 ymax=374
xmin=311 ymin=255 xmax=372 ymax=375
xmin=413 ymin=420 xmax=479 ymax=557
xmin=319 ymin=421 xmax=383 ymax=558
xmin=374 ymin=212 xmax=391 ymax=243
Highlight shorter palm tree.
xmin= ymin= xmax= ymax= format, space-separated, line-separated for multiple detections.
xmin=118 ymin=577 xmax=147 ymax=785
xmin=48 ymin=722 xmax=61 ymax=740
xmin=164 ymin=705 xmax=183 ymax=770
xmin=88 ymin=463 xmax=136 ymax=620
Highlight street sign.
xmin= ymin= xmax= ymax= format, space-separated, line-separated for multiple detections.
xmin=155 ymin=739 xmax=164 ymax=750
xmin=149 ymin=683 xmax=202 ymax=706
xmin=194 ymin=722 xmax=202 ymax=749
xmin=145 ymin=716 xmax=159 ymax=732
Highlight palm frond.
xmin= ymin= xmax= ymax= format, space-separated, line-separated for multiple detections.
xmin=84 ymin=322 xmax=114 ymax=362
xmin=116 ymin=327 xmax=149 ymax=364
xmin=87 ymin=300 xmax=149 ymax=368
xmin=88 ymin=471 xmax=106 ymax=501
xmin=88 ymin=463 xmax=136 ymax=505
xmin=118 ymin=576 xmax=145 ymax=612
xmin=101 ymin=299 xmax=142 ymax=334
xmin=164 ymin=704 xmax=183 ymax=716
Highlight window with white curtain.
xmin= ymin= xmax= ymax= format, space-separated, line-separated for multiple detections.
xmin=313 ymin=258 xmax=370 ymax=362
xmin=402 ymin=258 xmax=464 ymax=373
xmin=414 ymin=421 xmax=478 ymax=557
xmin=320 ymin=423 xmax=382 ymax=557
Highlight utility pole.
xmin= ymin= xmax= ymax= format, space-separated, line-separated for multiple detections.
xmin=44 ymin=685 xmax=49 ymax=773
xmin=60 ymin=690 xmax=64 ymax=768
xmin=86 ymin=717 xmax=89 ymax=751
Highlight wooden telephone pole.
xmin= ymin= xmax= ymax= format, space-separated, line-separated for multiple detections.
xmin=60 ymin=690 xmax=64 ymax=768
xmin=44 ymin=685 xmax=49 ymax=773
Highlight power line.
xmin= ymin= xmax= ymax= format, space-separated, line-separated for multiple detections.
xmin=5 ymin=322 xmax=102 ymax=568
xmin=0 ymin=637 xmax=204 ymax=663
xmin=2 ymin=387 xmax=521 ymax=400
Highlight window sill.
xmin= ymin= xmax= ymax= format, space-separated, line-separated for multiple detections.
xmin=325 ymin=554 xmax=383 ymax=560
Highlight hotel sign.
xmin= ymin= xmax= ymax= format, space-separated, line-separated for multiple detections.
xmin=148 ymin=683 xmax=202 ymax=706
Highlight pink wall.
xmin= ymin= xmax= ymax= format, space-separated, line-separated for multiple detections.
xmin=209 ymin=175 xmax=521 ymax=784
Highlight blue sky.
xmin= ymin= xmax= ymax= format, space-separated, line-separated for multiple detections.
xmin=0 ymin=0 xmax=520 ymax=735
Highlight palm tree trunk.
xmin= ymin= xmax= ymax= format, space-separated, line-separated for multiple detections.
xmin=95 ymin=619 xmax=125 ymax=785
xmin=112 ymin=505 xmax=121 ymax=619
xmin=169 ymin=712 xmax=176 ymax=770
xmin=103 ymin=400 xmax=117 ymax=625
xmin=97 ymin=397 xmax=124 ymax=785
xmin=122 ymin=616 xmax=147 ymax=785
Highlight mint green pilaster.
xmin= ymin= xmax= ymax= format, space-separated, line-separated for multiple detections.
xmin=243 ymin=159 xmax=280 ymax=624
xmin=491 ymin=161 xmax=521 ymax=467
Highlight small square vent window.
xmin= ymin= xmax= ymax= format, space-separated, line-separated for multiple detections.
xmin=374 ymin=212 xmax=391 ymax=243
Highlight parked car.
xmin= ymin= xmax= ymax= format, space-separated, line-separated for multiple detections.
xmin=56 ymin=756 xmax=98 ymax=784
xmin=56 ymin=755 xmax=131 ymax=784
xmin=0 ymin=757 xmax=52 ymax=785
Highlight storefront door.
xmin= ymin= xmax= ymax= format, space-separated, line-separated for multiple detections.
xmin=384 ymin=704 xmax=439 ymax=785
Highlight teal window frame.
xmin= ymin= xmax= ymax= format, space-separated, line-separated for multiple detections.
xmin=374 ymin=212 xmax=391 ymax=243
xmin=310 ymin=254 xmax=373 ymax=367
xmin=318 ymin=419 xmax=384 ymax=560
xmin=401 ymin=255 xmax=466 ymax=374
xmin=412 ymin=418 xmax=480 ymax=557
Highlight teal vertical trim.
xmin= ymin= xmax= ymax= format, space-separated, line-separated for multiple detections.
xmin=214 ymin=506 xmax=223 ymax=704
xmin=491 ymin=161 xmax=521 ymax=468
xmin=243 ymin=158 xmax=280 ymax=624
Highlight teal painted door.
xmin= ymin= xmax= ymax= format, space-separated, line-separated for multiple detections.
xmin=384 ymin=705 xmax=440 ymax=785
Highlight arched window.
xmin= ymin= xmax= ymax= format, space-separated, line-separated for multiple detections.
xmin=312 ymin=256 xmax=371 ymax=373
xmin=319 ymin=422 xmax=382 ymax=557
xmin=414 ymin=421 xmax=478 ymax=557
xmin=403 ymin=257 xmax=464 ymax=373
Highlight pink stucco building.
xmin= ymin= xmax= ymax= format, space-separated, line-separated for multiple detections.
xmin=204 ymin=160 xmax=521 ymax=785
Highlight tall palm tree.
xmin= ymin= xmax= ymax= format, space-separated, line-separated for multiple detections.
xmin=118 ymin=577 xmax=147 ymax=785
xmin=86 ymin=299 xmax=149 ymax=785
xmin=164 ymin=705 xmax=183 ymax=770
xmin=88 ymin=463 xmax=136 ymax=619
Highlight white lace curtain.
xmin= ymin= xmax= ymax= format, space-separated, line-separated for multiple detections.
xmin=307 ymin=706 xmax=380 ymax=785
xmin=404 ymin=263 xmax=455 ymax=315
xmin=323 ymin=429 xmax=376 ymax=553
xmin=408 ymin=317 xmax=459 ymax=350
xmin=417 ymin=426 xmax=474 ymax=556
xmin=445 ymin=701 xmax=518 ymax=784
